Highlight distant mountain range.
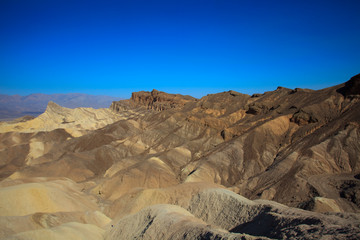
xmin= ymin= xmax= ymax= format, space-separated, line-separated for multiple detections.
xmin=0 ymin=93 xmax=121 ymax=120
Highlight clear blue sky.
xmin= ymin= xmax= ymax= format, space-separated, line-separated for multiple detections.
xmin=0 ymin=0 xmax=359 ymax=98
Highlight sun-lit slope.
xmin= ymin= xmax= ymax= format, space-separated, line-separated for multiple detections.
xmin=0 ymin=177 xmax=110 ymax=240
xmin=0 ymin=211 xmax=110 ymax=239
xmin=0 ymin=101 xmax=124 ymax=137
xmin=4 ymin=222 xmax=105 ymax=240
xmin=0 ymin=178 xmax=99 ymax=216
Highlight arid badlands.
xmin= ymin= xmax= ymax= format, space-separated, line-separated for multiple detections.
xmin=1 ymin=74 xmax=360 ymax=239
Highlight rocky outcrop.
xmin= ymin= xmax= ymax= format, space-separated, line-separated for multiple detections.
xmin=111 ymin=89 xmax=197 ymax=113
xmin=132 ymin=89 xmax=197 ymax=111
xmin=290 ymin=109 xmax=318 ymax=125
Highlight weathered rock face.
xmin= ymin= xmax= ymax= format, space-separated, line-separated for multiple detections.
xmin=1 ymin=74 xmax=360 ymax=239
xmin=111 ymin=89 xmax=197 ymax=112
xmin=132 ymin=89 xmax=197 ymax=110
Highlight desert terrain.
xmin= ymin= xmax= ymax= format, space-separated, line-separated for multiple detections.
xmin=0 ymin=74 xmax=360 ymax=239
xmin=0 ymin=93 xmax=119 ymax=121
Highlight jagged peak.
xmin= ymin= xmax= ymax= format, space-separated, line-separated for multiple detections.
xmin=45 ymin=101 xmax=67 ymax=113
xmin=46 ymin=101 xmax=61 ymax=108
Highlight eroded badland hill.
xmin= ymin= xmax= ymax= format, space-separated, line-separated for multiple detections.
xmin=1 ymin=74 xmax=360 ymax=239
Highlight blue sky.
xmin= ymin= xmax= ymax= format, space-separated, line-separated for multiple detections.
xmin=0 ymin=0 xmax=359 ymax=98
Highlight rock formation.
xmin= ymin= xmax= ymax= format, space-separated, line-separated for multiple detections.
xmin=0 ymin=102 xmax=123 ymax=137
xmin=1 ymin=74 xmax=360 ymax=239
xmin=111 ymin=89 xmax=196 ymax=112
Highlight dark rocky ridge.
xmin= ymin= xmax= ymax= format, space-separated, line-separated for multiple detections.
xmin=111 ymin=89 xmax=196 ymax=112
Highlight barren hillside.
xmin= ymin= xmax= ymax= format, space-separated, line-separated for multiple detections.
xmin=1 ymin=74 xmax=360 ymax=239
